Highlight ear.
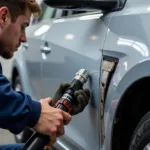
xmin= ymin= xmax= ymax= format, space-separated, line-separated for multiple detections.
xmin=0 ymin=7 xmax=10 ymax=28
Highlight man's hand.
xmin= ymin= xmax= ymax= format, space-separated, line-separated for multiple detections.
xmin=33 ymin=97 xmax=72 ymax=145
xmin=43 ymin=146 xmax=52 ymax=150
xmin=51 ymin=82 xmax=90 ymax=115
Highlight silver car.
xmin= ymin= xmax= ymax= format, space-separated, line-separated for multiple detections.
xmin=10 ymin=0 xmax=150 ymax=149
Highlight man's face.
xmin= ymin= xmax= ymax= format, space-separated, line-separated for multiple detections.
xmin=0 ymin=7 xmax=31 ymax=59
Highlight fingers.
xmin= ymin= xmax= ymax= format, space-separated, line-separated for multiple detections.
xmin=49 ymin=132 xmax=56 ymax=146
xmin=61 ymin=110 xmax=72 ymax=125
xmin=56 ymin=125 xmax=65 ymax=137
xmin=56 ymin=82 xmax=70 ymax=94
xmin=51 ymin=82 xmax=70 ymax=106
xmin=73 ymin=94 xmax=87 ymax=115
xmin=72 ymin=89 xmax=90 ymax=115
xmin=44 ymin=146 xmax=52 ymax=150
xmin=40 ymin=97 xmax=52 ymax=104
xmin=76 ymin=90 xmax=88 ymax=103
xmin=60 ymin=82 xmax=70 ymax=93
xmin=45 ymin=110 xmax=67 ymax=146
xmin=74 ymin=89 xmax=90 ymax=104
xmin=54 ymin=111 xmax=65 ymax=136
xmin=46 ymin=97 xmax=52 ymax=104
xmin=84 ymin=89 xmax=90 ymax=100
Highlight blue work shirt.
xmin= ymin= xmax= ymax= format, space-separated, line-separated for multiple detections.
xmin=0 ymin=63 xmax=41 ymax=134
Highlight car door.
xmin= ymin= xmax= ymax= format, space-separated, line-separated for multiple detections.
xmin=23 ymin=23 xmax=44 ymax=100
xmin=23 ymin=3 xmax=57 ymax=100
xmin=41 ymin=11 xmax=113 ymax=150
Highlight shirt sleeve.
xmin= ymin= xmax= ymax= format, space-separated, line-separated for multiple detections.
xmin=0 ymin=70 xmax=41 ymax=134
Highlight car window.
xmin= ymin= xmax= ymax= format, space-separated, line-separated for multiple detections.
xmin=31 ymin=4 xmax=57 ymax=24
xmin=61 ymin=10 xmax=93 ymax=17
xmin=39 ymin=6 xmax=56 ymax=21
xmin=71 ymin=10 xmax=87 ymax=15
xmin=61 ymin=10 xmax=70 ymax=17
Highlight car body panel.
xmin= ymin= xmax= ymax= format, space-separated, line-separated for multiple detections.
xmin=23 ymin=25 xmax=43 ymax=100
xmin=10 ymin=0 xmax=150 ymax=149
xmin=11 ymin=47 xmax=35 ymax=98
xmin=40 ymin=12 xmax=114 ymax=150
xmin=102 ymin=0 xmax=150 ymax=149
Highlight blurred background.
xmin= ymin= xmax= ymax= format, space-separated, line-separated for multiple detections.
xmin=0 ymin=57 xmax=16 ymax=145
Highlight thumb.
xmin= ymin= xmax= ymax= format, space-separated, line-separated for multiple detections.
xmin=45 ymin=97 xmax=52 ymax=104
xmin=40 ymin=97 xmax=52 ymax=104
xmin=44 ymin=146 xmax=52 ymax=150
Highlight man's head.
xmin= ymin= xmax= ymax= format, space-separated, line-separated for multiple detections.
xmin=0 ymin=0 xmax=41 ymax=59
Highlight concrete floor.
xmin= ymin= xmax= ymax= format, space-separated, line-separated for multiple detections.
xmin=0 ymin=129 xmax=16 ymax=145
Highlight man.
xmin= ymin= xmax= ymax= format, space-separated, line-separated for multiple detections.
xmin=0 ymin=0 xmax=90 ymax=149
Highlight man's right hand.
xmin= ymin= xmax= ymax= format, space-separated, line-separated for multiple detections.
xmin=33 ymin=97 xmax=72 ymax=145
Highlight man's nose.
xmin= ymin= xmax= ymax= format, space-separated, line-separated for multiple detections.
xmin=20 ymin=33 xmax=27 ymax=43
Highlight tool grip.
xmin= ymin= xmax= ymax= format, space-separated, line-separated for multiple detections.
xmin=54 ymin=99 xmax=72 ymax=113
xmin=56 ymin=104 xmax=67 ymax=111
xmin=25 ymin=136 xmax=49 ymax=150
xmin=21 ymin=133 xmax=49 ymax=150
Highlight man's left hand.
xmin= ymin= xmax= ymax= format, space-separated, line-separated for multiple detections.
xmin=51 ymin=82 xmax=90 ymax=115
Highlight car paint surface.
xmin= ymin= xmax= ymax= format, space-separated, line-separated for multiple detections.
xmin=103 ymin=0 xmax=150 ymax=149
xmin=10 ymin=0 xmax=150 ymax=149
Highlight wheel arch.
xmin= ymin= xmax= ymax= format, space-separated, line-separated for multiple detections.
xmin=110 ymin=59 xmax=150 ymax=150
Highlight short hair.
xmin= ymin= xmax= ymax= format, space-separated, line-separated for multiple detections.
xmin=0 ymin=0 xmax=41 ymax=22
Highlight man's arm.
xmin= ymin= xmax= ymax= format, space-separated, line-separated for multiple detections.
xmin=0 ymin=72 xmax=41 ymax=134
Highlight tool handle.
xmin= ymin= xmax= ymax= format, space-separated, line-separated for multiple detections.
xmin=54 ymin=97 xmax=73 ymax=113
xmin=21 ymin=132 xmax=49 ymax=150
xmin=26 ymin=135 xmax=49 ymax=150
xmin=56 ymin=104 xmax=67 ymax=111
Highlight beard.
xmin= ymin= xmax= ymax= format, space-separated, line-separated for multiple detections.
xmin=0 ymin=38 xmax=15 ymax=59
xmin=0 ymin=24 xmax=17 ymax=59
xmin=1 ymin=51 xmax=14 ymax=59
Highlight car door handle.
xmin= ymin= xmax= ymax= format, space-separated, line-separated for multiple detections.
xmin=40 ymin=46 xmax=51 ymax=54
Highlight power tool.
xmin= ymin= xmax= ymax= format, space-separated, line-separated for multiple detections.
xmin=21 ymin=68 xmax=89 ymax=150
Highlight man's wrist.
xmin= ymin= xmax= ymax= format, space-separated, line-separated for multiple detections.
xmin=27 ymin=100 xmax=41 ymax=127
